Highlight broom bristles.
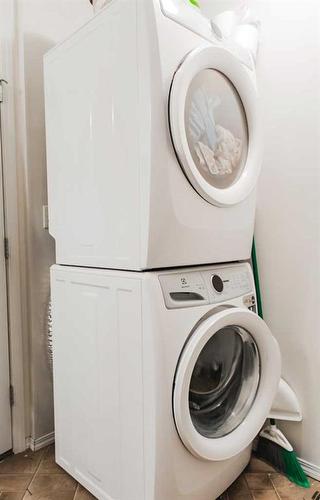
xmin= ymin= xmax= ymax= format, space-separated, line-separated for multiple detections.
xmin=282 ymin=449 xmax=310 ymax=488
xmin=256 ymin=436 xmax=286 ymax=472
xmin=255 ymin=436 xmax=310 ymax=489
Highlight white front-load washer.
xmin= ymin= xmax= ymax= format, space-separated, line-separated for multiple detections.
xmin=51 ymin=262 xmax=281 ymax=500
xmin=44 ymin=0 xmax=262 ymax=270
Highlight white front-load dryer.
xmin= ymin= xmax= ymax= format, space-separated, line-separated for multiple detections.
xmin=44 ymin=0 xmax=262 ymax=270
xmin=51 ymin=262 xmax=281 ymax=500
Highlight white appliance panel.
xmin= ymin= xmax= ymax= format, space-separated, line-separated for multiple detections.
xmin=45 ymin=1 xmax=141 ymax=268
xmin=44 ymin=0 xmax=260 ymax=270
xmin=51 ymin=263 xmax=282 ymax=499
xmin=52 ymin=272 xmax=144 ymax=499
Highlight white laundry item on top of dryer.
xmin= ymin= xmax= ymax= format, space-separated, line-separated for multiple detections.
xmin=90 ymin=0 xmax=109 ymax=13
xmin=50 ymin=262 xmax=281 ymax=500
xmin=44 ymin=0 xmax=262 ymax=270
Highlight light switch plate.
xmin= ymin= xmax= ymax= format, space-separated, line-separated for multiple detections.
xmin=42 ymin=205 xmax=49 ymax=230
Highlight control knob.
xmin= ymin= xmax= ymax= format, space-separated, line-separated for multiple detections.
xmin=212 ymin=274 xmax=224 ymax=293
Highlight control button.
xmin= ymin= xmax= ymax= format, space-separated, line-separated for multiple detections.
xmin=212 ymin=274 xmax=224 ymax=293
xmin=243 ymin=295 xmax=256 ymax=308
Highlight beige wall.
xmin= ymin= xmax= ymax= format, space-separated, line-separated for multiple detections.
xmin=254 ymin=0 xmax=320 ymax=469
xmin=202 ymin=0 xmax=320 ymax=469
xmin=15 ymin=0 xmax=92 ymax=442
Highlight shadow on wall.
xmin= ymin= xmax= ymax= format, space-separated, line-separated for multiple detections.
xmin=23 ymin=33 xmax=56 ymax=439
xmin=23 ymin=33 xmax=53 ymax=208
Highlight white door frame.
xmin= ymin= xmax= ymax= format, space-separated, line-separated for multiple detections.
xmin=0 ymin=0 xmax=28 ymax=453
xmin=0 ymin=85 xmax=12 ymax=455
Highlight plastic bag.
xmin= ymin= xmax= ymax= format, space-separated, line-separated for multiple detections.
xmin=189 ymin=88 xmax=221 ymax=150
xmin=189 ymin=89 xmax=242 ymax=177
xmin=91 ymin=0 xmax=109 ymax=13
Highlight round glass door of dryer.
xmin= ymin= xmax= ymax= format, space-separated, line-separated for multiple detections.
xmin=184 ymin=69 xmax=248 ymax=190
xmin=173 ymin=308 xmax=281 ymax=461
xmin=169 ymin=45 xmax=262 ymax=207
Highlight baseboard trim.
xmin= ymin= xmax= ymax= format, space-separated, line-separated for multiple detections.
xmin=299 ymin=458 xmax=320 ymax=481
xmin=23 ymin=434 xmax=319 ymax=482
xmin=27 ymin=432 xmax=55 ymax=452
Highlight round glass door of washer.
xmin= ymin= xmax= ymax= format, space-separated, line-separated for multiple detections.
xmin=189 ymin=325 xmax=259 ymax=439
xmin=173 ymin=308 xmax=281 ymax=461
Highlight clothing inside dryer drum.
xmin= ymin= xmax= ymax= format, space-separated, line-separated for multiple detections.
xmin=185 ymin=69 xmax=248 ymax=189
xmin=189 ymin=326 xmax=260 ymax=438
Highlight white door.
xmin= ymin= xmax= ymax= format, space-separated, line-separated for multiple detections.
xmin=169 ymin=45 xmax=262 ymax=207
xmin=173 ymin=307 xmax=281 ymax=461
xmin=0 ymin=102 xmax=12 ymax=455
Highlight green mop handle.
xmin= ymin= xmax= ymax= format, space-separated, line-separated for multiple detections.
xmin=251 ymin=238 xmax=264 ymax=319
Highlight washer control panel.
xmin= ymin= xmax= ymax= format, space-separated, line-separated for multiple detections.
xmin=159 ymin=264 xmax=253 ymax=309
xmin=159 ymin=271 xmax=209 ymax=309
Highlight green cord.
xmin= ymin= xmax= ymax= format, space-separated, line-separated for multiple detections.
xmin=189 ymin=0 xmax=200 ymax=7
xmin=251 ymin=238 xmax=263 ymax=319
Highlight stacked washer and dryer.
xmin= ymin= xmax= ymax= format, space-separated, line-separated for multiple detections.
xmin=44 ymin=1 xmax=281 ymax=499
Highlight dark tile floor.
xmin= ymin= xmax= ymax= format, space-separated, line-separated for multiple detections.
xmin=222 ymin=456 xmax=320 ymax=500
xmin=0 ymin=446 xmax=319 ymax=499
xmin=0 ymin=445 xmax=94 ymax=499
